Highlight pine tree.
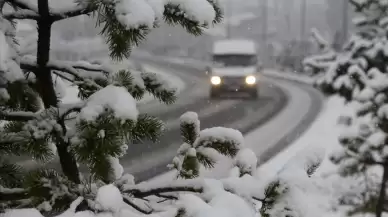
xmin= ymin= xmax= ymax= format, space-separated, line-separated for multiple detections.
xmin=0 ymin=0 xmax=221 ymax=213
xmin=304 ymin=1 xmax=388 ymax=216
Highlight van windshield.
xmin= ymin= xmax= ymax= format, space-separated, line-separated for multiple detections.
xmin=212 ymin=54 xmax=257 ymax=67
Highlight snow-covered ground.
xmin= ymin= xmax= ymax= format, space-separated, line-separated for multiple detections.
xmin=257 ymin=96 xmax=344 ymax=178
xmin=256 ymin=96 xmax=372 ymax=217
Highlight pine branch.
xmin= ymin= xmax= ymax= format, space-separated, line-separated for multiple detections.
xmin=130 ymin=114 xmax=164 ymax=143
xmin=0 ymin=135 xmax=27 ymax=147
xmin=196 ymin=151 xmax=215 ymax=169
xmin=51 ymin=4 xmax=97 ymax=22
xmin=122 ymin=195 xmax=153 ymax=214
xmin=0 ymin=187 xmax=29 ymax=201
xmin=163 ymin=4 xmax=203 ymax=36
xmin=3 ymin=9 xmax=40 ymax=20
xmin=0 ymin=111 xmax=37 ymax=121
xmin=155 ymin=193 xmax=178 ymax=200
xmin=123 ymin=179 xmax=265 ymax=204
xmin=20 ymin=56 xmax=102 ymax=89
xmin=141 ymin=72 xmax=177 ymax=104
xmin=344 ymin=148 xmax=384 ymax=166
xmin=71 ymin=61 xmax=111 ymax=75
xmin=252 ymin=196 xmax=265 ymax=202
xmin=126 ymin=185 xmax=203 ymax=198
xmin=53 ymin=71 xmax=75 ymax=83
xmin=3 ymin=3 xmax=95 ymax=21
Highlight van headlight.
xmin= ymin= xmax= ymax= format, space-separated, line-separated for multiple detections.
xmin=245 ymin=75 xmax=256 ymax=85
xmin=211 ymin=76 xmax=221 ymax=85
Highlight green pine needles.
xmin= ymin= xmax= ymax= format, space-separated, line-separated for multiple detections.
xmin=170 ymin=112 xmax=243 ymax=179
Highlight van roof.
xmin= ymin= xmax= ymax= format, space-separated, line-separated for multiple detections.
xmin=212 ymin=39 xmax=256 ymax=55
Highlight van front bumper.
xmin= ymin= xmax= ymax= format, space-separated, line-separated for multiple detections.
xmin=211 ymin=84 xmax=257 ymax=92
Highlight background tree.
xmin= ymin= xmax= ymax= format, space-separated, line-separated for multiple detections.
xmin=304 ymin=1 xmax=388 ymax=216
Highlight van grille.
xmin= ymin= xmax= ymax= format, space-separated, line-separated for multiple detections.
xmin=222 ymin=76 xmax=245 ymax=85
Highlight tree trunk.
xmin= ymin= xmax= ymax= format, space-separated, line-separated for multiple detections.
xmin=376 ymin=164 xmax=388 ymax=217
xmin=36 ymin=0 xmax=80 ymax=184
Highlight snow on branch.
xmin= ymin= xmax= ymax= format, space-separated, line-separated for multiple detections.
xmin=20 ymin=55 xmax=103 ymax=89
xmin=5 ymin=0 xmax=38 ymax=12
xmin=170 ymin=112 xmax=245 ymax=179
xmin=311 ymin=28 xmax=330 ymax=50
xmin=78 ymin=85 xmax=138 ymax=122
xmin=123 ymin=180 xmax=203 ymax=198
xmin=194 ymin=127 xmax=244 ymax=157
xmin=71 ymin=61 xmax=112 ymax=76
xmin=122 ymin=178 xmax=264 ymax=201
xmin=50 ymin=4 xmax=96 ymax=22
xmin=0 ymin=186 xmax=28 ymax=202
xmin=0 ymin=18 xmax=24 ymax=85
xmin=3 ymin=9 xmax=40 ymax=20
xmin=3 ymin=1 xmax=93 ymax=21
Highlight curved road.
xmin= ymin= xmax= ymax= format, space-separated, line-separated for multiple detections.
xmin=13 ymin=56 xmax=323 ymax=183
xmin=124 ymin=56 xmax=324 ymax=182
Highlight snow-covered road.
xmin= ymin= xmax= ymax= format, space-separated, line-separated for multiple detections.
xmin=124 ymin=56 xmax=324 ymax=182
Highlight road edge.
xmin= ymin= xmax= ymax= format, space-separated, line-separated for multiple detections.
xmin=255 ymin=76 xmax=325 ymax=166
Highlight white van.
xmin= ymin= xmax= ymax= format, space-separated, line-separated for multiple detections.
xmin=207 ymin=39 xmax=261 ymax=99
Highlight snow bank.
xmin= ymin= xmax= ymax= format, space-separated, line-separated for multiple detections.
xmin=256 ymin=96 xmax=352 ymax=216
xmin=257 ymin=96 xmax=344 ymax=177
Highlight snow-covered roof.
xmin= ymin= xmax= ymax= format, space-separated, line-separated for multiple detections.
xmin=212 ymin=39 xmax=257 ymax=55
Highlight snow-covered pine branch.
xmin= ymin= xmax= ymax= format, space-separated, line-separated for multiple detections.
xmin=311 ymin=28 xmax=330 ymax=50
xmin=302 ymin=28 xmax=337 ymax=76
xmin=169 ymin=112 xmax=244 ymax=179
xmin=17 ymin=55 xmax=177 ymax=104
